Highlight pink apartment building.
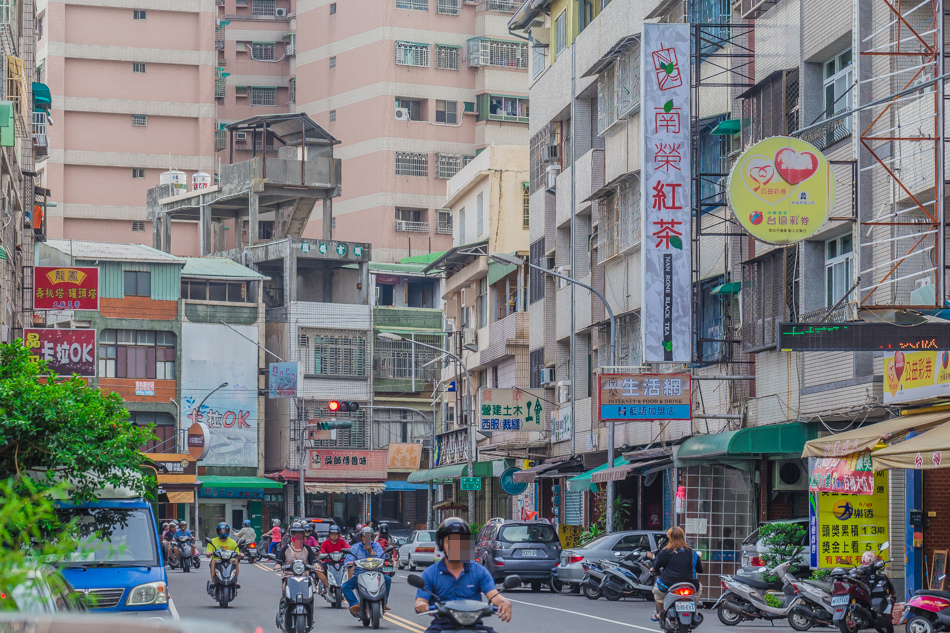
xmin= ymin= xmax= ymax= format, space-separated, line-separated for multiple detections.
xmin=41 ymin=0 xmax=528 ymax=260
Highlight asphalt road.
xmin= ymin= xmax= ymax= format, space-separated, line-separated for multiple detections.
xmin=168 ymin=558 xmax=810 ymax=633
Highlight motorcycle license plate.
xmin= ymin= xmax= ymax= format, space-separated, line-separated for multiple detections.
xmin=520 ymin=550 xmax=538 ymax=557
xmin=675 ymin=602 xmax=696 ymax=613
xmin=383 ymin=565 xmax=394 ymax=573
xmin=831 ymin=596 xmax=849 ymax=606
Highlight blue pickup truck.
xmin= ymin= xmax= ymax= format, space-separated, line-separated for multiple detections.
xmin=57 ymin=486 xmax=170 ymax=619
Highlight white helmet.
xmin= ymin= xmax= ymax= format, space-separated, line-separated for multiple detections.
xmin=861 ymin=551 xmax=878 ymax=566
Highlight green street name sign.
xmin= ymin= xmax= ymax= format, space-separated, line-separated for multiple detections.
xmin=460 ymin=477 xmax=482 ymax=491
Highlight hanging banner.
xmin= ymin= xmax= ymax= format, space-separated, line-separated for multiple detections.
xmin=552 ymin=405 xmax=572 ymax=443
xmin=478 ymin=388 xmax=544 ymax=433
xmin=268 ymin=361 xmax=300 ymax=399
xmin=641 ymin=23 xmax=692 ymax=362
xmin=883 ymin=350 xmax=950 ymax=405
xmin=598 ymin=373 xmax=691 ymax=420
xmin=728 ymin=136 xmax=835 ymax=245
xmin=809 ymin=470 xmax=889 ymax=568
xmin=809 ymin=451 xmax=875 ymax=495
xmin=34 ymin=266 xmax=99 ymax=311
xmin=23 ymin=328 xmax=96 ymax=377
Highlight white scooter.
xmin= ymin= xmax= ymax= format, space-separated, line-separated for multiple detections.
xmin=351 ymin=553 xmax=391 ymax=630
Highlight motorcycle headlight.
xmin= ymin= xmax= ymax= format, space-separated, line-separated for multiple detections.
xmin=293 ymin=560 xmax=306 ymax=575
xmin=447 ymin=609 xmax=480 ymax=627
xmin=126 ymin=581 xmax=168 ymax=606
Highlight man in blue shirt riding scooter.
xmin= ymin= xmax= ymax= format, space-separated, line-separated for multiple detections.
xmin=343 ymin=526 xmax=392 ymax=616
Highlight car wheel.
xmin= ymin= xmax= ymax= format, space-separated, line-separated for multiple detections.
xmin=408 ymin=555 xmax=417 ymax=571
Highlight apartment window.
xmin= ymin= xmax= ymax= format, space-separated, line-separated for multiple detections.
xmin=98 ymin=330 xmax=176 ymax=380
xmin=289 ymin=77 xmax=295 ymax=102
xmin=396 ymin=41 xmax=430 ymax=67
xmin=395 ymin=97 xmax=423 ymax=121
xmin=437 ymin=0 xmax=460 ymax=14
xmin=395 ymin=208 xmax=427 ymax=233
xmin=251 ymin=0 xmax=277 ymax=16
xmin=596 ymin=43 xmax=640 ymax=135
xmin=528 ymin=238 xmax=545 ymax=304
xmin=132 ymin=168 xmax=145 ymax=179
xmin=132 ymin=62 xmax=146 ymax=73
xmin=131 ymin=221 xmax=146 ymax=232
xmin=308 ymin=331 xmax=367 ymax=377
xmin=131 ymin=412 xmax=176 ymax=453
xmin=395 ymin=151 xmax=428 ymax=176
xmin=330 ymin=2 xmax=336 ymax=12
xmin=37 ymin=16 xmax=43 ymax=39
xmin=824 ymin=49 xmax=853 ymax=126
xmin=435 ymin=100 xmax=457 ymax=124
xmin=478 ymin=277 xmax=488 ymax=328
xmin=436 ymin=210 xmax=452 ymax=234
xmin=437 ymin=154 xmax=470 ymax=179
xmin=436 ymin=45 xmax=460 ymax=70
xmin=741 ymin=247 xmax=799 ymax=351
xmin=329 ymin=110 xmax=336 ymax=122
xmin=522 ymin=182 xmax=529 ymax=228
xmin=124 ymin=271 xmax=151 ymax=297
xmin=466 ymin=38 xmax=528 ymax=69
xmin=396 ymin=0 xmax=428 ymax=9
xmin=532 ymin=44 xmax=545 ymax=78
xmin=329 ymin=56 xmax=337 ymax=68
xmin=825 ymin=234 xmax=853 ymax=307
xmin=597 ymin=177 xmax=640 ymax=262
xmin=459 ymin=207 xmax=466 ymax=243
xmin=181 ymin=279 xmax=258 ymax=303
xmin=696 ymin=277 xmax=725 ymax=362
xmin=133 ymin=9 xmax=147 ymax=19
xmin=251 ymin=87 xmax=277 ymax=106
xmin=741 ymin=69 xmax=800 ymax=149
xmin=476 ymin=192 xmax=484 ymax=237
xmin=614 ymin=313 xmax=642 ymax=367
xmin=486 ymin=0 xmax=519 ymax=11
xmin=479 ymin=94 xmax=529 ymax=122
xmin=529 ymin=348 xmax=544 ymax=388
xmin=251 ymin=42 xmax=276 ymax=60
xmin=131 ymin=114 xmax=147 ymax=127
xmin=35 ymin=60 xmax=45 ymax=83
xmin=554 ymin=11 xmax=567 ymax=56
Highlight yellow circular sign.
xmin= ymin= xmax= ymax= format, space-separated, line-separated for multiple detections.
xmin=727 ymin=136 xmax=836 ymax=245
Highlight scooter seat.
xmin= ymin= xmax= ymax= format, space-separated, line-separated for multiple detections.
xmin=915 ymin=589 xmax=950 ymax=599
xmin=731 ymin=576 xmax=776 ymax=591
xmin=803 ymin=579 xmax=833 ymax=593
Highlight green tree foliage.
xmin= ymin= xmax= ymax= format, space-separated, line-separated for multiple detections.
xmin=758 ymin=522 xmax=806 ymax=579
xmin=0 ymin=342 xmax=155 ymax=503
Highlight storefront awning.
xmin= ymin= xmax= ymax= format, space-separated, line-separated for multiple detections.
xmin=871 ymin=420 xmax=950 ymax=471
xmin=566 ymin=456 xmax=629 ymax=493
xmin=166 ymin=490 xmax=195 ymax=504
xmin=802 ymin=411 xmax=950 ymax=458
xmin=678 ymin=422 xmax=816 ymax=461
xmin=591 ymin=456 xmax=673 ymax=483
xmin=592 ymin=463 xmax=636 ymax=483
xmin=433 ymin=499 xmax=467 ymax=510
xmin=408 ymin=463 xmax=468 ymax=483
xmin=306 ymin=482 xmax=386 ymax=495
xmin=199 ymin=475 xmax=283 ymax=490
xmin=384 ymin=480 xmax=430 ymax=491
xmin=32 ymin=82 xmax=51 ymax=109
xmin=513 ymin=456 xmax=583 ymax=483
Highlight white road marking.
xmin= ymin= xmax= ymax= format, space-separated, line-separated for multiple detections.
xmin=168 ymin=597 xmax=180 ymax=621
xmin=507 ymin=597 xmax=662 ymax=632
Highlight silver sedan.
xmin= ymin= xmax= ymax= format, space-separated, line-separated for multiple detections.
xmin=398 ymin=530 xmax=443 ymax=571
xmin=556 ymin=531 xmax=667 ymax=585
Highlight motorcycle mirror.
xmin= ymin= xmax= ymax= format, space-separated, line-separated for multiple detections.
xmin=407 ymin=574 xmax=426 ymax=590
xmin=503 ymin=575 xmax=522 ymax=590
xmin=879 ymin=541 xmax=889 ymax=551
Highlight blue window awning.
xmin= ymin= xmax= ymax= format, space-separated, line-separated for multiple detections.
xmin=384 ymin=480 xmax=429 ymax=492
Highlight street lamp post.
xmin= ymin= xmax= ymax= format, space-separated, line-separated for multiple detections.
xmin=377 ymin=332 xmax=476 ymax=522
xmin=193 ymin=381 xmax=229 ymax=541
xmin=490 ymin=252 xmax=618 ymax=533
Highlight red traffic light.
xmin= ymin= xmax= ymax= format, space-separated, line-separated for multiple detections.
xmin=327 ymin=401 xmax=360 ymax=413
xmin=328 ymin=400 xmax=341 ymax=412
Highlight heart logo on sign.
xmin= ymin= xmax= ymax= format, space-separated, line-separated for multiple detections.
xmin=774 ymin=147 xmax=819 ymax=185
xmin=740 ymin=156 xmax=796 ymax=205
xmin=894 ymin=351 xmax=905 ymax=381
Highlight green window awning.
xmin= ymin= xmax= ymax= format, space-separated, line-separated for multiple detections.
xmin=488 ymin=258 xmax=518 ymax=286
xmin=711 ymin=118 xmax=741 ymax=135
xmin=677 ymin=422 xmax=817 ymax=461
xmin=198 ymin=475 xmax=283 ymax=490
xmin=32 ymin=82 xmax=51 ymax=109
xmin=566 ymin=456 xmax=629 ymax=494
xmin=711 ymin=281 xmax=741 ymax=295
xmin=0 ymin=101 xmax=14 ymax=148
xmin=408 ymin=463 xmax=468 ymax=483
xmin=0 ymin=245 xmax=8 ymax=262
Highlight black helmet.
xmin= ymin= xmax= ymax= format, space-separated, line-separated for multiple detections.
xmin=436 ymin=517 xmax=470 ymax=552
xmin=378 ymin=522 xmax=390 ymax=537
xmin=290 ymin=521 xmax=306 ymax=534
xmin=305 ymin=523 xmax=314 ymax=534
xmin=216 ymin=522 xmax=230 ymax=538
xmin=328 ymin=525 xmax=341 ymax=535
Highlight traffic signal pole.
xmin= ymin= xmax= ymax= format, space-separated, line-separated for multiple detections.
xmin=299 ymin=418 xmax=353 ymax=520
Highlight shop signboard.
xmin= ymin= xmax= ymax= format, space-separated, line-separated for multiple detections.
xmin=134 ymin=380 xmax=155 ymax=396
xmin=641 ymin=23 xmax=692 ymax=362
xmin=187 ymin=422 xmax=211 ymax=460
xmin=34 ymin=266 xmax=99 ymax=310
xmin=779 ymin=323 xmax=950 ymax=352
xmin=435 ymin=428 xmax=469 ymax=466
xmin=552 ymin=405 xmax=572 ymax=443
xmin=809 ymin=470 xmax=889 ymax=568
xmin=200 ymin=487 xmax=264 ymax=499
xmin=598 ymin=373 xmax=691 ymax=421
xmin=728 ymin=136 xmax=835 ymax=245
xmin=883 ymin=350 xmax=950 ymax=405
xmin=386 ymin=443 xmax=422 ymax=472
xmin=268 ymin=361 xmax=300 ymax=398
xmin=306 ymin=449 xmax=387 ymax=479
xmin=143 ymin=453 xmax=197 ymax=479
xmin=500 ymin=468 xmax=527 ymax=495
xmin=809 ymin=450 xmax=875 ymax=495
xmin=558 ymin=524 xmax=583 ymax=549
xmin=478 ymin=388 xmax=544 ymax=433
xmin=23 ymin=328 xmax=96 ymax=377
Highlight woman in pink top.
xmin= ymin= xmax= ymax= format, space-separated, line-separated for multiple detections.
xmin=303 ymin=523 xmax=319 ymax=548
xmin=268 ymin=519 xmax=282 ymax=555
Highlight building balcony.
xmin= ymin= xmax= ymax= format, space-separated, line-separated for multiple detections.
xmin=799 ymin=117 xmax=851 ymax=152
xmin=395 ymin=220 xmax=429 ymax=233
xmin=484 ymin=0 xmax=520 ymax=11
xmin=436 ymin=222 xmax=453 ymax=235
xmin=31 ymin=111 xmax=48 ymax=160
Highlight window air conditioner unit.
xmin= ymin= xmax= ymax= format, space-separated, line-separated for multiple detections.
xmin=235 ymin=131 xmax=248 ymax=141
xmin=545 ymin=164 xmax=560 ymax=192
xmin=275 ymin=7 xmax=288 ymax=16
xmin=462 ymin=328 xmax=477 ymax=351
xmin=555 ymin=265 xmax=570 ymax=288
xmin=556 ymin=380 xmax=571 ymax=404
xmin=773 ymin=459 xmax=808 ymax=491
xmin=540 ymin=367 xmax=555 ymax=386
xmin=395 ymin=108 xmax=411 ymax=121
xmin=235 ymin=86 xmax=248 ymax=97
xmin=541 ymin=144 xmax=559 ymax=163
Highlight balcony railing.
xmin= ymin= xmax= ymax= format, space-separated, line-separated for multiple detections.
xmin=484 ymin=0 xmax=520 ymax=11
xmin=31 ymin=111 xmax=48 ymax=157
xmin=214 ymin=129 xmax=227 ymax=152
xmin=395 ymin=220 xmax=430 ymax=233
xmin=800 ymin=301 xmax=858 ymax=324
xmin=798 ymin=117 xmax=851 ymax=152
xmin=436 ymin=222 xmax=453 ymax=235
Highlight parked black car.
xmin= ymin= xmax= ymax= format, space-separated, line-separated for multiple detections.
xmin=474 ymin=520 xmax=561 ymax=590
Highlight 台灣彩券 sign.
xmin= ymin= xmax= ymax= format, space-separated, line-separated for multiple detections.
xmin=598 ymin=373 xmax=691 ymax=420
xmin=23 ymin=328 xmax=96 ymax=377
xmin=268 ymin=361 xmax=300 ymax=398
xmin=809 ymin=451 xmax=875 ymax=495
xmin=883 ymin=350 xmax=950 ymax=405
xmin=34 ymin=267 xmax=99 ymax=310
xmin=640 ymin=23 xmax=692 ymax=362
xmin=809 ymin=470 xmax=889 ymax=568
xmin=478 ymin=388 xmax=545 ymax=433
xmin=306 ymin=449 xmax=387 ymax=479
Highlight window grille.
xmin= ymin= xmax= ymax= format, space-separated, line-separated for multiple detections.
xmin=466 ymin=38 xmax=528 ymax=68
xmin=523 ymin=182 xmax=530 ymax=228
xmin=251 ymin=0 xmax=276 ymax=15
xmin=395 ymin=152 xmax=428 ymax=177
xmin=299 ymin=330 xmax=368 ymax=377
xmin=740 ymin=69 xmax=799 ymax=150
xmin=528 ymin=238 xmax=545 ymax=304
xmin=485 ymin=0 xmax=520 ymax=11
xmin=437 ymin=154 xmax=470 ymax=179
xmin=373 ymin=335 xmax=442 ymax=380
xmin=329 ymin=110 xmax=336 ymax=122
xmin=133 ymin=62 xmax=146 ymax=73
xmin=290 ymin=77 xmax=296 ymax=102
xmin=436 ymin=210 xmax=453 ymax=234
xmin=529 ymin=348 xmax=544 ymax=388
xmin=132 ymin=168 xmax=145 ymax=179
xmin=396 ymin=42 xmax=430 ymax=67
xmin=436 ymin=45 xmax=460 ymax=70
xmin=251 ymin=43 xmax=276 ymax=60
xmin=597 ymin=177 xmax=640 ymax=262
xmin=437 ymin=0 xmax=460 ymax=14
xmin=396 ymin=0 xmax=428 ymax=10
xmin=741 ymin=247 xmax=799 ymax=351
xmin=251 ymin=87 xmax=276 ymax=106
xmin=131 ymin=114 xmax=147 ymax=127
xmin=132 ymin=221 xmax=145 ymax=231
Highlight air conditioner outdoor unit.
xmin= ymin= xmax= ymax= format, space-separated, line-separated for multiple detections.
xmin=275 ymin=7 xmax=288 ymax=16
xmin=540 ymin=368 xmax=555 ymax=385
xmin=235 ymin=131 xmax=248 ymax=141
xmin=545 ymin=164 xmax=560 ymax=192
xmin=773 ymin=459 xmax=808 ymax=491
xmin=395 ymin=107 xmax=411 ymax=121
xmin=422 ymin=439 xmax=432 ymax=449
xmin=530 ymin=27 xmax=550 ymax=47
xmin=541 ymin=144 xmax=559 ymax=163
xmin=555 ymin=265 xmax=571 ymax=288
xmin=462 ymin=328 xmax=477 ymax=351
xmin=556 ymin=380 xmax=571 ymax=404
xmin=286 ymin=43 xmax=295 ymax=55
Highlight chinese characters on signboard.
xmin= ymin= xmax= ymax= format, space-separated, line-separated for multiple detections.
xmin=641 ymin=24 xmax=691 ymax=362
xmin=268 ymin=361 xmax=300 ymax=398
xmin=435 ymin=428 xmax=469 ymax=466
xmin=809 ymin=450 xmax=875 ymax=495
xmin=478 ymin=388 xmax=544 ymax=433
xmin=552 ymin=406 xmax=572 ymax=443
xmin=386 ymin=443 xmax=422 ymax=471
xmin=598 ymin=373 xmax=691 ymax=421
xmin=306 ymin=449 xmax=387 ymax=479
xmin=809 ymin=470 xmax=889 ymax=568
xmin=34 ymin=267 xmax=99 ymax=311
xmin=883 ymin=350 xmax=950 ymax=404
xmin=200 ymin=487 xmax=264 ymax=499
xmin=23 ymin=328 xmax=96 ymax=377
xmin=135 ymin=380 xmax=155 ymax=396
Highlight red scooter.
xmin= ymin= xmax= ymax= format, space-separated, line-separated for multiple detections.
xmin=831 ymin=543 xmax=894 ymax=633
xmin=902 ymin=574 xmax=950 ymax=633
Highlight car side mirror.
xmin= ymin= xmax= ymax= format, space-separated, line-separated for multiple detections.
xmin=407 ymin=574 xmax=426 ymax=589
xmin=503 ymin=575 xmax=522 ymax=590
